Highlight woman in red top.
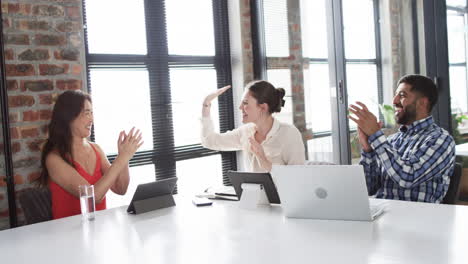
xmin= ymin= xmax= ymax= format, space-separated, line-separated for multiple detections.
xmin=39 ymin=90 xmax=143 ymax=219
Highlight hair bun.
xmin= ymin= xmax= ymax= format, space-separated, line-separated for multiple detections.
xmin=275 ymin=88 xmax=286 ymax=113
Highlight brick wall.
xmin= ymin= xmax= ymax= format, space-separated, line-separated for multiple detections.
xmin=0 ymin=0 xmax=86 ymax=230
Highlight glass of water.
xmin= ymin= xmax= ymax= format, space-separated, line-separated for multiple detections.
xmin=79 ymin=184 xmax=96 ymax=221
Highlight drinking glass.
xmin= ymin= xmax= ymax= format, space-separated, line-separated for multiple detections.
xmin=79 ymin=184 xmax=96 ymax=221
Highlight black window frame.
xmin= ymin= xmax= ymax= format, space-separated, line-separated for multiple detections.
xmin=252 ymin=0 xmax=384 ymax=163
xmin=82 ymin=0 xmax=237 ymax=187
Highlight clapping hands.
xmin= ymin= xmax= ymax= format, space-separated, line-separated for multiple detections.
xmin=117 ymin=127 xmax=143 ymax=161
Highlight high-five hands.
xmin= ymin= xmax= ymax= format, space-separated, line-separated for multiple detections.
xmin=203 ymin=85 xmax=232 ymax=106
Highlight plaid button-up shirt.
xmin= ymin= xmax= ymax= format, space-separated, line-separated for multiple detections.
xmin=360 ymin=116 xmax=455 ymax=203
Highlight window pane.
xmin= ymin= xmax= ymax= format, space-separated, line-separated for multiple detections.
xmin=176 ymin=155 xmax=223 ymax=195
xmin=166 ymin=0 xmax=215 ymax=56
xmin=307 ymin=136 xmax=333 ymax=163
xmin=170 ymin=68 xmax=219 ymax=146
xmin=447 ymin=0 xmax=467 ymax=8
xmin=447 ymin=12 xmax=466 ymax=64
xmin=450 ymin=66 xmax=468 ymax=113
xmin=304 ymin=63 xmax=332 ymax=133
xmin=85 ymin=0 xmax=147 ymax=54
xmin=301 ymin=0 xmax=328 ymax=59
xmin=263 ymin=0 xmax=289 ymax=57
xmin=267 ymin=69 xmax=293 ymax=124
xmin=346 ymin=64 xmax=379 ymax=129
xmin=91 ymin=69 xmax=154 ymax=154
xmin=342 ymin=0 xmax=376 ymax=59
xmin=106 ymin=165 xmax=156 ymax=209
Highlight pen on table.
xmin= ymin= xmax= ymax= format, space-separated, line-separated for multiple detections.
xmin=214 ymin=192 xmax=237 ymax=197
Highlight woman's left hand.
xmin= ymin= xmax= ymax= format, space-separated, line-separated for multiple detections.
xmin=249 ymin=137 xmax=266 ymax=159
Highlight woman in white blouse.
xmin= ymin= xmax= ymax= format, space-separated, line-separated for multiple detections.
xmin=201 ymin=80 xmax=306 ymax=172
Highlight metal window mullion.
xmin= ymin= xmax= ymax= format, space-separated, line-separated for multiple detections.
xmin=0 ymin=5 xmax=17 ymax=228
xmin=212 ymin=0 xmax=237 ymax=185
xmin=373 ymin=0 xmax=384 ymax=121
xmin=326 ymin=0 xmax=351 ymax=165
xmin=251 ymin=0 xmax=268 ymax=80
xmin=144 ymin=0 xmax=176 ymax=181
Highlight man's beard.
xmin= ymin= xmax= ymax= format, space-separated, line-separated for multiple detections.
xmin=395 ymin=102 xmax=417 ymax=125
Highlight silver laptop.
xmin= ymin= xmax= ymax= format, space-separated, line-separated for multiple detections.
xmin=271 ymin=165 xmax=383 ymax=221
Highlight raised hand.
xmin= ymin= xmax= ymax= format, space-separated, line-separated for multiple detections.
xmin=203 ymin=85 xmax=231 ymax=105
xmin=117 ymin=127 xmax=143 ymax=161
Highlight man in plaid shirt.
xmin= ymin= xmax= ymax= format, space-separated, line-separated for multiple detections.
xmin=349 ymin=75 xmax=455 ymax=203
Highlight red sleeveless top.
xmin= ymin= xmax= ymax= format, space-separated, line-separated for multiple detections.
xmin=49 ymin=144 xmax=107 ymax=219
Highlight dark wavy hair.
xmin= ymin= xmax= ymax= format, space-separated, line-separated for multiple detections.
xmin=246 ymin=80 xmax=286 ymax=114
xmin=38 ymin=90 xmax=92 ymax=186
xmin=397 ymin=74 xmax=438 ymax=112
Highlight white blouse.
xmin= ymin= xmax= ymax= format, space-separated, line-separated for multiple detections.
xmin=200 ymin=117 xmax=306 ymax=172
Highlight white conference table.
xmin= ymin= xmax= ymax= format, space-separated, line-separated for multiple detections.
xmin=1 ymin=196 xmax=468 ymax=264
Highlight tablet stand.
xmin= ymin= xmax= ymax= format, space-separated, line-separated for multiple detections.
xmin=132 ymin=193 xmax=175 ymax=214
xmin=239 ymin=183 xmax=270 ymax=209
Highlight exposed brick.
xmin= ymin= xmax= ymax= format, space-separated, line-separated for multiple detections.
xmin=20 ymin=126 xmax=40 ymax=138
xmin=6 ymin=4 xmax=31 ymax=15
xmin=27 ymin=171 xmax=41 ymax=182
xmin=68 ymin=33 xmax=81 ymax=47
xmin=35 ymin=34 xmax=66 ymax=46
xmin=7 ymin=80 xmax=18 ymax=91
xmin=0 ymin=209 xmax=8 ymax=217
xmin=71 ymin=64 xmax=82 ymax=76
xmin=5 ymin=64 xmax=35 ymax=76
xmin=0 ymin=142 xmax=21 ymax=155
xmin=14 ymin=174 xmax=24 ymax=184
xmin=33 ymin=5 xmax=65 ymax=17
xmin=8 ymin=95 xmax=35 ymax=108
xmin=66 ymin=6 xmax=80 ymax=18
xmin=39 ymin=64 xmax=69 ymax=75
xmin=41 ymin=124 xmax=48 ymax=134
xmin=18 ymin=49 xmax=50 ymax=61
xmin=22 ymin=80 xmax=53 ymax=92
xmin=9 ymin=112 xmax=19 ymax=123
xmin=49 ymin=0 xmax=81 ymax=2
xmin=17 ymin=20 xmax=50 ymax=31
xmin=1 ymin=174 xmax=25 ymax=185
xmin=57 ymin=79 xmax=81 ymax=90
xmin=4 ymin=34 xmax=29 ymax=45
xmin=10 ymin=127 xmax=20 ymax=139
xmin=23 ymin=110 xmax=40 ymax=122
xmin=3 ymin=18 xmax=11 ymax=29
xmin=11 ymin=141 xmax=21 ymax=154
xmin=27 ymin=139 xmax=46 ymax=152
xmin=39 ymin=109 xmax=52 ymax=120
xmin=39 ymin=94 xmax=53 ymax=105
xmin=4 ymin=49 xmax=14 ymax=60
xmin=56 ymin=21 xmax=81 ymax=32
xmin=54 ymin=48 xmax=79 ymax=61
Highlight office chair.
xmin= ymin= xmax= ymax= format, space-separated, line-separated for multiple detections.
xmin=442 ymin=162 xmax=462 ymax=205
xmin=18 ymin=188 xmax=52 ymax=225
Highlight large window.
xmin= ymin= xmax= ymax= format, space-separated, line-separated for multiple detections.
xmin=259 ymin=0 xmax=382 ymax=164
xmin=447 ymin=1 xmax=468 ymax=142
xmin=84 ymin=0 xmax=236 ymax=207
